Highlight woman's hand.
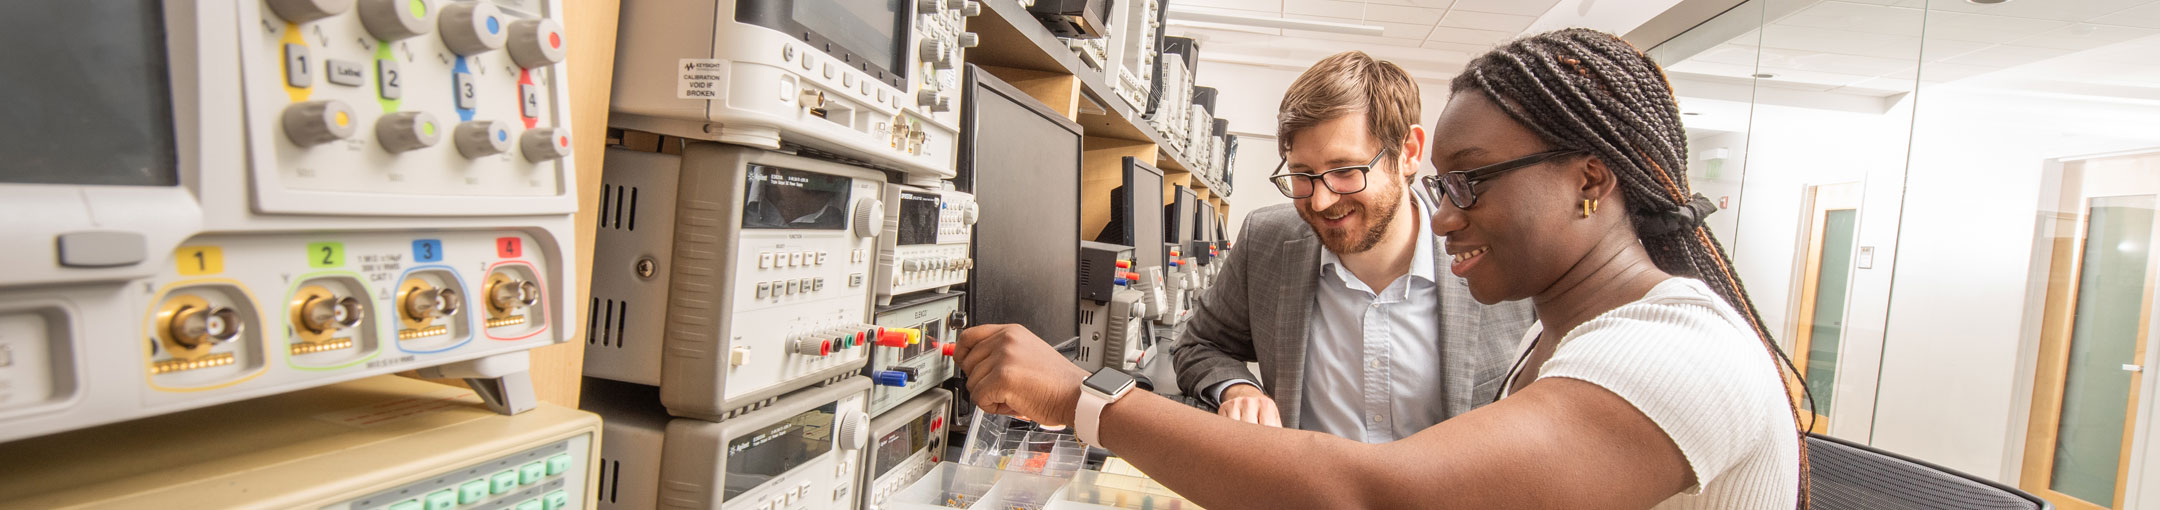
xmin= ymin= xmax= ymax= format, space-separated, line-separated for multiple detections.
xmin=953 ymin=324 xmax=1092 ymax=426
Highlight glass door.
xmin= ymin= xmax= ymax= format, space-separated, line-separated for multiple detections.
xmin=2021 ymin=156 xmax=2160 ymax=510
xmin=1791 ymin=183 xmax=1861 ymax=434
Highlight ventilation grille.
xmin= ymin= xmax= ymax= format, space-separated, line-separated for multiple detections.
xmin=596 ymin=457 xmax=623 ymax=504
xmin=1079 ymin=308 xmax=1097 ymax=325
xmin=584 ymin=298 xmax=628 ymax=348
xmin=597 ymin=184 xmax=640 ymax=231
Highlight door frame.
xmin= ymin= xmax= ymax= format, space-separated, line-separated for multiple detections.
xmin=1788 ymin=182 xmax=1862 ymax=434
xmin=2017 ymin=156 xmax=2160 ymax=510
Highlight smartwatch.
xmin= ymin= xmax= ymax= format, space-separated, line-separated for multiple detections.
xmin=1076 ymin=367 xmax=1137 ymax=445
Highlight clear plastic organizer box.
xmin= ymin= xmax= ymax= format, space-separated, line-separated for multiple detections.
xmin=881 ymin=414 xmax=1200 ymax=510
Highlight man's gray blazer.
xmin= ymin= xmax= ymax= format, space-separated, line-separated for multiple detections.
xmin=1172 ymin=204 xmax=1538 ymax=429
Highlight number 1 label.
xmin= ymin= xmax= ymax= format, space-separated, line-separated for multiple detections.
xmin=176 ymin=246 xmax=224 ymax=276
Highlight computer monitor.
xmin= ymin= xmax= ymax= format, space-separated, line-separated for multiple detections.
xmin=959 ymin=64 xmax=1083 ymax=343
xmin=1174 ymin=186 xmax=1201 ymax=245
xmin=1093 ymin=157 xmax=1167 ymax=272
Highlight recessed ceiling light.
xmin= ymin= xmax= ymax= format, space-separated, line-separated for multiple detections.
xmin=1683 ymin=112 xmax=1701 ymax=116
xmin=1750 ymin=72 xmax=1776 ymax=79
xmin=1967 ymin=0 xmax=2010 ymax=4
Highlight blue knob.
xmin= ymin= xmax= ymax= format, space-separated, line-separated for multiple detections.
xmin=873 ymin=371 xmax=909 ymax=387
xmin=1114 ymin=277 xmax=1130 ymax=286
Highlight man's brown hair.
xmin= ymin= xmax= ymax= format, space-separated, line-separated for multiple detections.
xmin=1276 ymin=51 xmax=1420 ymax=160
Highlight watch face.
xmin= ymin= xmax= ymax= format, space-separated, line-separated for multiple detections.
xmin=1084 ymin=368 xmax=1136 ymax=395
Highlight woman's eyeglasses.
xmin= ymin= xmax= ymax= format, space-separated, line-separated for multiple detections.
xmin=1421 ymin=149 xmax=1582 ymax=209
xmin=1268 ymin=150 xmax=1388 ymax=199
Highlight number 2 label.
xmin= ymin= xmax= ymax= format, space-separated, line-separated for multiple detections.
xmin=308 ymin=242 xmax=345 ymax=268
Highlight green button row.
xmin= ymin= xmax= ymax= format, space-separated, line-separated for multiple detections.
xmin=389 ymin=454 xmax=574 ymax=510
xmin=393 ymin=488 xmax=568 ymax=510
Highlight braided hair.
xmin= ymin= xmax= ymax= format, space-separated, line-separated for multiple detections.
xmin=1451 ymin=28 xmax=1812 ymax=506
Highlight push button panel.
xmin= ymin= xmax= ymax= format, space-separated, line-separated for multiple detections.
xmin=248 ymin=0 xmax=574 ymax=205
xmin=331 ymin=435 xmax=590 ymax=510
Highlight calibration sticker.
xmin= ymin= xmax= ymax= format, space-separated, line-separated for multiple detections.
xmin=678 ymin=59 xmax=726 ymax=99
xmin=312 ymin=387 xmax=485 ymax=428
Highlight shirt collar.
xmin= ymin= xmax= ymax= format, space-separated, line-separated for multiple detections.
xmin=1318 ymin=194 xmax=1439 ymax=287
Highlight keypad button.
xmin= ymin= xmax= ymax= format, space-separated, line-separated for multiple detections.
xmin=520 ymin=461 xmax=546 ymax=484
xmin=490 ymin=470 xmax=520 ymax=494
xmin=756 ymin=282 xmax=770 ymax=298
xmin=760 ymin=252 xmax=774 ymax=268
xmin=453 ymin=72 xmax=479 ymax=110
xmin=546 ymin=453 xmax=573 ymax=475
xmin=326 ymin=59 xmax=365 ymax=86
xmin=516 ymin=498 xmax=544 ymax=510
xmin=284 ymin=43 xmax=313 ymax=88
xmin=389 ymin=499 xmax=422 ymax=510
xmin=458 ymin=480 xmax=491 ymax=504
xmin=544 ymin=490 xmax=571 ymax=510
xmin=377 ymin=59 xmax=403 ymax=99
xmin=424 ymin=489 xmax=457 ymax=510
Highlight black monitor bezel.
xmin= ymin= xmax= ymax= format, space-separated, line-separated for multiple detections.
xmin=736 ymin=0 xmax=911 ymax=89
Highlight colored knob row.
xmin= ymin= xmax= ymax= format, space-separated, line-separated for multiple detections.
xmin=283 ymin=102 xmax=571 ymax=161
xmin=268 ymin=0 xmax=566 ymax=68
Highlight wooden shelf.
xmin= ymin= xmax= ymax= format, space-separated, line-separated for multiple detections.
xmin=965 ymin=0 xmax=1230 ymax=251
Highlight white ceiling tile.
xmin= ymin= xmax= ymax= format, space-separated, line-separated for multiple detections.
xmin=1666 ymin=60 xmax=1760 ymax=80
xmin=1280 ymin=27 xmax=1430 ymax=47
xmin=1932 ymin=44 xmax=2075 ymax=68
xmin=1771 ymin=1 xmax=1926 ymax=36
xmin=1437 ymin=10 xmax=1536 ymax=33
xmin=1918 ymin=0 xmax=2154 ymax=23
xmin=1748 ymin=67 xmax=1877 ymax=88
xmin=1884 ymin=62 xmax=2001 ymax=83
xmin=1920 ymin=11 xmax=2072 ymax=44
xmin=1758 ymin=24 xmax=1923 ymax=60
xmin=1418 ymin=39 xmax=1498 ymax=56
xmin=1283 ymin=1 xmax=1446 ymax=25
xmin=2009 ymin=23 xmax=2160 ymax=51
xmin=1282 ymin=13 xmax=1436 ymax=39
xmin=1367 ymin=0 xmax=1457 ymax=8
xmin=1689 ymin=43 xmax=1763 ymax=67
xmin=1757 ymin=47 xmax=1917 ymax=75
xmin=1449 ymin=0 xmax=1560 ymax=17
xmin=1176 ymin=0 xmax=1285 ymax=12
xmin=2091 ymin=2 xmax=2160 ymax=29
xmin=1425 ymin=26 xmax=1516 ymax=45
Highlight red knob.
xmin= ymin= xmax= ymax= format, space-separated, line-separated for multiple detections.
xmin=1121 ymin=272 xmax=1139 ymax=281
xmin=1115 ymin=260 xmax=1131 ymax=269
xmin=941 ymin=342 xmax=956 ymax=356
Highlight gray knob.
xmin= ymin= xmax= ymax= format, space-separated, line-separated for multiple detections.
xmin=957 ymin=33 xmax=981 ymax=48
xmin=520 ymin=127 xmax=572 ymax=162
xmin=852 ymin=199 xmax=884 ymax=239
xmin=375 ymin=111 xmax=442 ymax=152
xmin=960 ymin=1 xmax=983 ymax=16
xmin=438 ymin=2 xmax=507 ymax=55
xmin=506 ymin=18 xmax=567 ymax=69
xmin=267 ymin=0 xmax=353 ymax=24
xmin=916 ymin=0 xmax=946 ymax=13
xmin=930 ymin=95 xmax=953 ymax=112
xmin=453 ymin=120 xmax=514 ymax=158
xmin=358 ymin=0 xmax=433 ymax=41
xmin=916 ymin=90 xmax=940 ymax=108
xmin=920 ymin=40 xmax=949 ymax=63
xmin=837 ymin=410 xmax=869 ymax=450
xmin=282 ymin=100 xmax=358 ymax=146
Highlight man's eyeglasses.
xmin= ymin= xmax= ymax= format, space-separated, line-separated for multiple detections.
xmin=1268 ymin=150 xmax=1389 ymax=199
xmin=1420 ymin=149 xmax=1582 ymax=209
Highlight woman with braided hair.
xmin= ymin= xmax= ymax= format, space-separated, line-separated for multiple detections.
xmin=950 ymin=28 xmax=1801 ymax=509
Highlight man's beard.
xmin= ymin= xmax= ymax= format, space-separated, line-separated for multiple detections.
xmin=1302 ymin=181 xmax=1402 ymax=255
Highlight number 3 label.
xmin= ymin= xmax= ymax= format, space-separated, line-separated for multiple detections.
xmin=308 ymin=242 xmax=345 ymax=268
xmin=413 ymin=239 xmax=444 ymax=262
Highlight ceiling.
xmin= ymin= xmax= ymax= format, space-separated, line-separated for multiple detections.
xmin=1162 ymin=0 xmax=1566 ymax=83
xmin=1661 ymin=0 xmax=2160 ymax=96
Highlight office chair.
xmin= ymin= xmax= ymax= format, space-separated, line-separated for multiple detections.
xmin=1808 ymin=433 xmax=2050 ymax=510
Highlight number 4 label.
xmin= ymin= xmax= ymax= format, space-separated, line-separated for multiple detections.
xmin=496 ymin=237 xmax=522 ymax=258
